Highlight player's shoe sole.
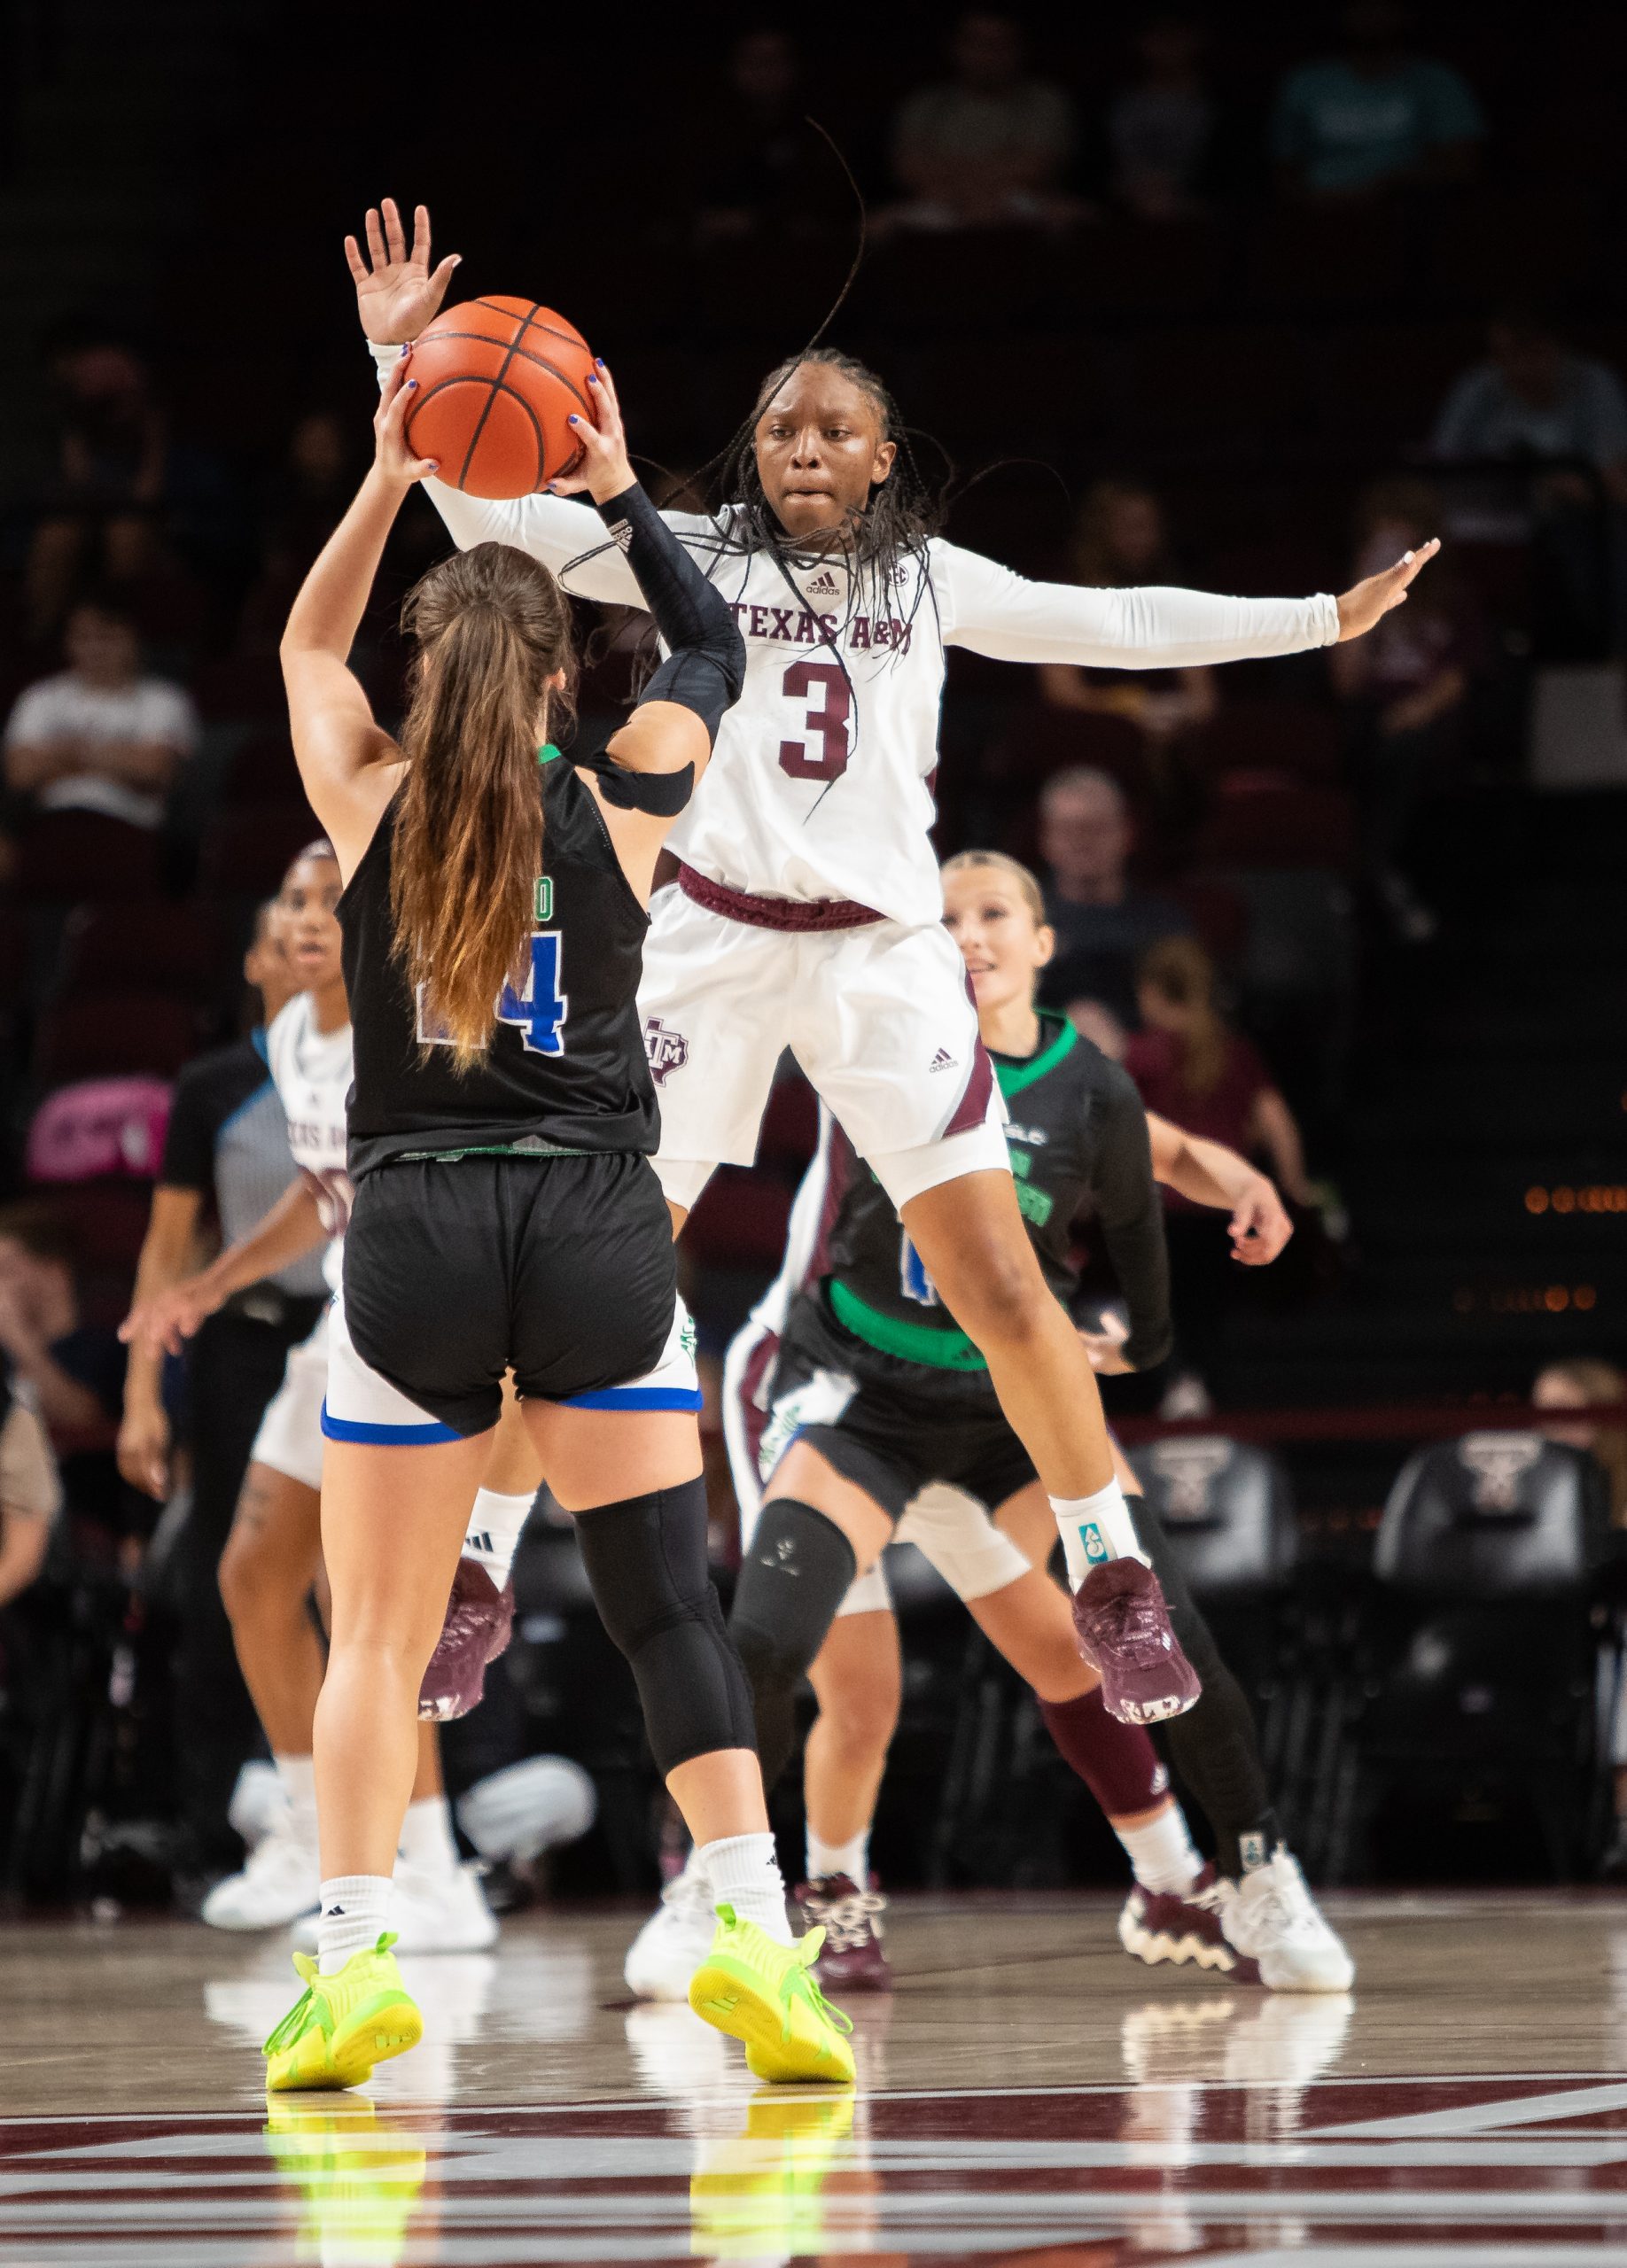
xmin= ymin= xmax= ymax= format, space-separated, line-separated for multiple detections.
xmin=688 ymin=1905 xmax=855 ymax=2085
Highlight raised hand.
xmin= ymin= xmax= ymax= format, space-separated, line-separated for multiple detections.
xmin=1336 ymin=537 xmax=1442 ymax=641
xmin=546 ymin=361 xmax=634 ymax=506
xmin=372 ymin=353 xmax=440 ymax=487
xmin=345 ymin=197 xmax=461 ymax=346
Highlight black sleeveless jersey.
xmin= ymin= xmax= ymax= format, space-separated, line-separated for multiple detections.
xmin=820 ymin=1011 xmax=1173 ymax=1386
xmin=339 ymin=750 xmax=658 ymax=1179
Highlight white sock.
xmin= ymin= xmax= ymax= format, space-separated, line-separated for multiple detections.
xmin=1117 ymin=1802 xmax=1203 ymax=1896
xmin=275 ymin=1753 xmax=319 ymax=1849
xmin=699 ymin=1832 xmax=792 ymax=1944
xmin=463 ymin=1487 xmax=533 ymax=1586
xmin=1050 ymin=1479 xmax=1147 ymax=1586
xmin=806 ymin=1826 xmax=869 ymax=1888
xmin=317 ymin=1875 xmax=393 ymax=1974
xmin=399 ymin=1795 xmax=461 ymax=1878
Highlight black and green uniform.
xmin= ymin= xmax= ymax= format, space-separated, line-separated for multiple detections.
xmin=747 ymin=1012 xmax=1173 ymax=1520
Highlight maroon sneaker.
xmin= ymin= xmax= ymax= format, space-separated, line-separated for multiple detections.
xmin=1117 ymin=1862 xmax=1261 ymax=1984
xmin=795 ymin=1874 xmax=891 ymax=1992
xmin=1071 ymin=1557 xmax=1201 ymax=1725
xmin=417 ymin=1559 xmax=515 ymax=1722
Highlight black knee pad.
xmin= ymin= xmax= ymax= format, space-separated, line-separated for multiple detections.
xmin=572 ymin=1477 xmax=755 ymax=1777
xmin=728 ymin=1499 xmax=858 ymax=1790
xmin=1127 ymin=1487 xmax=1224 ymax=1689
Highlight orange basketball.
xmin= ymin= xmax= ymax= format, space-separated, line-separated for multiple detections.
xmin=402 ymin=296 xmax=596 ymax=500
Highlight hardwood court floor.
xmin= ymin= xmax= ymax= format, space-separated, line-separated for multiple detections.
xmin=2 ymin=1890 xmax=1626 ymax=2262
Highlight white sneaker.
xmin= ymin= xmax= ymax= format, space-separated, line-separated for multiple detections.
xmin=623 ymin=1858 xmax=715 ymax=2000
xmin=1219 ymin=1848 xmax=1355 ymax=1992
xmin=226 ymin=1760 xmax=288 ymax=1852
xmin=291 ymin=1861 xmax=500 ymax=1956
xmin=200 ymin=1822 xmax=320 ymax=1931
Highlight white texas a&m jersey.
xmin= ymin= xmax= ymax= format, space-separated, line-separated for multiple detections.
xmin=397 ymin=382 xmax=1341 ymax=927
xmin=266 ymin=992 xmax=353 ymax=1293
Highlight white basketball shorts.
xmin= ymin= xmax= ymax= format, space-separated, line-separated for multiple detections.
xmin=247 ymin=1308 xmax=330 ymax=1492
xmin=640 ymin=886 xmax=1009 ymax=1214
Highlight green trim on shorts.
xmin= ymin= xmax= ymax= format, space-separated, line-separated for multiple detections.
xmin=827 ymin=1277 xmax=990 ymax=1371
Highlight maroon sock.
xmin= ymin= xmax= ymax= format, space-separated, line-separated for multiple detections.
xmin=1040 ymin=1689 xmax=1167 ymax=1817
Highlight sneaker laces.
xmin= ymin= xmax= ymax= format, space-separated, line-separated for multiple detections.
xmin=802 ymin=1884 xmax=885 ymax=1952
xmin=1087 ymin=1584 xmax=1170 ymax=1665
xmin=780 ymin=1930 xmax=854 ymax=2040
xmin=1243 ymin=1854 xmax=1324 ymax=1942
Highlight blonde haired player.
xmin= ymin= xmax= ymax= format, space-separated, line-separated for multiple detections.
xmin=347 ymin=200 xmax=1435 ymax=1751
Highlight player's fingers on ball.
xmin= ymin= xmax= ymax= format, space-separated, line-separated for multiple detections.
xmin=592 ymin=359 xmax=623 ymax=419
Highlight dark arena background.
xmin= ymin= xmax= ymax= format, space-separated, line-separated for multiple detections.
xmin=1 ymin=1 xmax=1625 ymax=2258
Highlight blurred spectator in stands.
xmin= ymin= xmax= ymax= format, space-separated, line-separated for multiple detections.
xmin=694 ymin=29 xmax=845 ymax=241
xmin=25 ymin=321 xmax=169 ymax=640
xmin=0 ymin=1204 xmax=125 ymax=1528
xmin=1533 ymin=1358 xmax=1627 ymax=1527
xmin=1434 ymin=307 xmax=1627 ymax=506
xmin=1035 ymin=766 xmax=1193 ymax=1032
xmin=1329 ymin=478 xmax=1479 ymax=943
xmin=1271 ymin=2 xmax=1484 ymax=201
xmin=887 ymin=10 xmax=1086 ymax=233
xmin=238 ymin=410 xmax=362 ymax=655
xmin=3 ymin=595 xmax=196 ymax=850
xmin=1105 ymin=14 xmax=1218 ymax=220
xmin=1536 ymin=1357 xmax=1627 ymax=1875
xmin=1039 ymin=482 xmax=1217 ymax=827
xmin=1125 ymin=937 xmax=1312 ymax=1204
xmin=0 ymin=1380 xmax=62 ymax=1608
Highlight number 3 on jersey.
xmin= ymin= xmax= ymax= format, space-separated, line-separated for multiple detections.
xmin=496 ymin=931 xmax=568 ymax=1056
xmin=778 ymin=660 xmax=851 ymax=783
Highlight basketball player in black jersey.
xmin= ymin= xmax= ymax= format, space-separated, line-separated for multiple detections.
xmin=659 ymin=851 xmax=1351 ymax=1997
xmin=260 ymin=355 xmax=852 ymax=2093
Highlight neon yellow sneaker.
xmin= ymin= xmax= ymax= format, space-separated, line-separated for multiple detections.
xmin=688 ymin=1904 xmax=855 ymax=2085
xmin=690 ymin=2089 xmax=855 ymax=2257
xmin=262 ymin=2096 xmax=427 ymax=2264
xmin=262 ymin=1931 xmax=423 ymax=2093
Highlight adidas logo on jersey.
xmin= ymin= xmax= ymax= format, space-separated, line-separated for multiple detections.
xmin=805 ymin=569 xmax=839 ymax=596
xmin=928 ymin=1047 xmax=957 ymax=1073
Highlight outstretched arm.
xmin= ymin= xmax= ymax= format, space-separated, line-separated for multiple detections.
xmin=348 ymin=198 xmax=684 ymax=606
xmin=279 ymin=358 xmax=435 ymax=876
xmin=937 ymin=538 xmax=1441 ymax=668
xmin=1146 ymin=1112 xmax=1296 ymax=1260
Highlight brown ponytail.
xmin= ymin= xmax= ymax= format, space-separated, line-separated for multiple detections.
xmin=1137 ymin=934 xmax=1229 ymax=1097
xmin=393 ymin=543 xmax=576 ymax=1069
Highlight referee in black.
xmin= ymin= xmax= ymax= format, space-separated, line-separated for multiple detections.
xmin=118 ymin=904 xmax=328 ymax=1874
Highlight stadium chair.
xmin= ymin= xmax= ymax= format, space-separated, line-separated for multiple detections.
xmin=1189 ymin=699 xmax=1343 ymax=787
xmin=1326 ymin=1434 xmax=1616 ymax=1883
xmin=32 ymin=991 xmax=200 ymax=1084
xmin=1195 ymin=779 xmax=1356 ymax=869
xmin=982 ymin=704 xmax=1147 ymax=797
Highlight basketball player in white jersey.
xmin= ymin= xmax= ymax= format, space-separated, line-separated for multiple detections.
xmin=123 ymin=844 xmax=531 ymax=1947
xmin=345 ymin=201 xmax=1435 ymax=1736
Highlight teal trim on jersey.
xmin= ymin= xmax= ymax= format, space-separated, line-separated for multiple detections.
xmin=828 ymin=1277 xmax=989 ymax=1371
xmin=536 ymin=742 xmax=562 ymax=765
xmin=994 ymin=1014 xmax=1078 ymax=1104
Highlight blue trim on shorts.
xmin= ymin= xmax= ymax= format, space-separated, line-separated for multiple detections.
xmin=320 ymin=1399 xmax=461 ymax=1445
xmin=562 ymin=1386 xmax=704 ymax=1411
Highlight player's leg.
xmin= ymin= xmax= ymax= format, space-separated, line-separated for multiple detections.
xmin=999 ymin=1458 xmax=1352 ymax=1991
xmin=419 ymin=1376 xmax=537 ymax=1722
xmin=794 ymin=919 xmax=1195 ymax=1723
xmin=527 ymin=1398 xmax=853 ymax=2083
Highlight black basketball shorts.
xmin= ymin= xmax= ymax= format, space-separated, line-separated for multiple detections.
xmin=323 ymin=1152 xmax=698 ymax=1442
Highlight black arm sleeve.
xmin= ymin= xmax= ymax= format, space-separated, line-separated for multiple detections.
xmin=595 ymin=481 xmax=745 ymax=743
xmin=1086 ymin=1065 xmax=1174 ymax=1372
xmin=159 ymin=1061 xmax=220 ymax=1195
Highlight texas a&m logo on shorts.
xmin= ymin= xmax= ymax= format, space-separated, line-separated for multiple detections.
xmin=643 ymin=1015 xmax=689 ymax=1086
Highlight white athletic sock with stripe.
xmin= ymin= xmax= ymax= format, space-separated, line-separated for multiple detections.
xmin=275 ymin=1753 xmax=319 ymax=1852
xmin=463 ymin=1488 xmax=533 ymax=1586
xmin=1117 ymin=1802 xmax=1203 ymax=1896
xmin=317 ymin=1876 xmax=393 ymax=1974
xmin=700 ymin=1833 xmax=793 ymax=1944
xmin=1050 ymin=1479 xmax=1147 ymax=1586
xmin=399 ymin=1795 xmax=460 ymax=1879
xmin=806 ymin=1827 xmax=870 ymax=1888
